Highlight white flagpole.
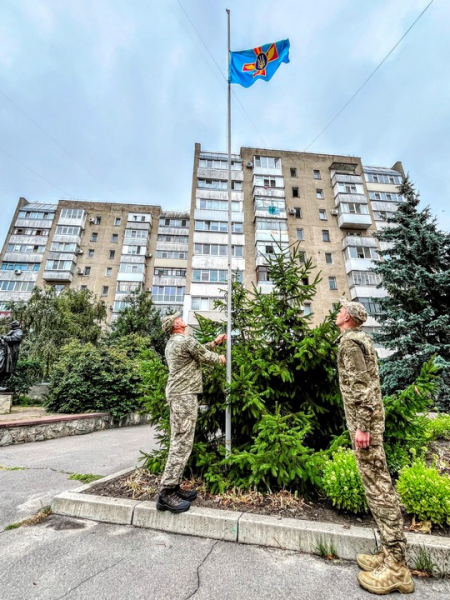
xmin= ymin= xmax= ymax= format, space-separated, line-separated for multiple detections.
xmin=225 ymin=8 xmax=232 ymax=455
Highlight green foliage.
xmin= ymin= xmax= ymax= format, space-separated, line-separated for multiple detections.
xmin=109 ymin=290 xmax=167 ymax=357
xmin=372 ymin=176 xmax=450 ymax=410
xmin=315 ymin=538 xmax=338 ymax=559
xmin=425 ymin=414 xmax=450 ymax=441
xmin=68 ymin=473 xmax=103 ymax=484
xmin=397 ymin=461 xmax=450 ymax=525
xmin=6 ymin=358 xmax=43 ymax=402
xmin=322 ymin=449 xmax=368 ymax=514
xmin=383 ymin=359 xmax=440 ymax=474
xmin=45 ymin=340 xmax=142 ymax=418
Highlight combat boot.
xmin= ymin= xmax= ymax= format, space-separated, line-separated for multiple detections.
xmin=357 ymin=550 xmax=385 ymax=572
xmin=357 ymin=550 xmax=414 ymax=595
xmin=156 ymin=488 xmax=190 ymax=514
xmin=174 ymin=485 xmax=197 ymax=502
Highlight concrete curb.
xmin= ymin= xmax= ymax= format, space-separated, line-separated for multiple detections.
xmin=51 ymin=469 xmax=450 ymax=575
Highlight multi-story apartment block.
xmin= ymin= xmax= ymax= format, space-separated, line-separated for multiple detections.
xmin=0 ymin=146 xmax=406 ymax=336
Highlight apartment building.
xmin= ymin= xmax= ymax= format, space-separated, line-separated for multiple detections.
xmin=0 ymin=145 xmax=405 ymax=332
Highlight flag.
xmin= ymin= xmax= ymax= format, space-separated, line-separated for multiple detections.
xmin=229 ymin=39 xmax=290 ymax=88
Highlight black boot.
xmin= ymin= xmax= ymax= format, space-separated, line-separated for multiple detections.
xmin=156 ymin=488 xmax=190 ymax=514
xmin=175 ymin=485 xmax=197 ymax=502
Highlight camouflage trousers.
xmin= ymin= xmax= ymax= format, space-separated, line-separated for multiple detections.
xmin=160 ymin=393 xmax=198 ymax=490
xmin=355 ymin=444 xmax=407 ymax=561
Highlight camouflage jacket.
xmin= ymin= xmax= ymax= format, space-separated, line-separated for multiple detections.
xmin=165 ymin=334 xmax=222 ymax=396
xmin=336 ymin=328 xmax=385 ymax=444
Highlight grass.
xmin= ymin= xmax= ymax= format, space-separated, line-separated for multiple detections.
xmin=0 ymin=465 xmax=26 ymax=471
xmin=3 ymin=506 xmax=52 ymax=532
xmin=411 ymin=546 xmax=437 ymax=577
xmin=315 ymin=537 xmax=338 ymax=560
xmin=68 ymin=473 xmax=103 ymax=484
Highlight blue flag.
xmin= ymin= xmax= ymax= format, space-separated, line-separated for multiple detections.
xmin=229 ymin=39 xmax=290 ymax=88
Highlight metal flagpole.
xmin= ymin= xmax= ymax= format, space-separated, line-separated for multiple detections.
xmin=225 ymin=8 xmax=232 ymax=455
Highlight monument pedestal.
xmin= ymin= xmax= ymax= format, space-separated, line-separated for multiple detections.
xmin=0 ymin=393 xmax=12 ymax=415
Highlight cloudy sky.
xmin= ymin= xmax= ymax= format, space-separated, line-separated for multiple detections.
xmin=1 ymin=0 xmax=449 ymax=247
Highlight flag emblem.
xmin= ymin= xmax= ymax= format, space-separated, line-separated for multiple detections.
xmin=229 ymin=39 xmax=290 ymax=88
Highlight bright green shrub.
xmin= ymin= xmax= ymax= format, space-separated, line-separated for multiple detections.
xmin=425 ymin=414 xmax=450 ymax=441
xmin=397 ymin=461 xmax=450 ymax=525
xmin=322 ymin=449 xmax=368 ymax=514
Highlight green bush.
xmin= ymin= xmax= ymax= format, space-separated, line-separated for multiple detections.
xmin=6 ymin=358 xmax=43 ymax=403
xmin=425 ymin=415 xmax=450 ymax=441
xmin=45 ymin=341 xmax=142 ymax=419
xmin=322 ymin=449 xmax=368 ymax=514
xmin=397 ymin=461 xmax=450 ymax=525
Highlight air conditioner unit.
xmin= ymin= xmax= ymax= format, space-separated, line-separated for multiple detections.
xmin=146 ymin=287 xmax=152 ymax=292
xmin=77 ymin=268 xmax=84 ymax=275
xmin=109 ymin=305 xmax=114 ymax=311
xmin=330 ymin=209 xmax=339 ymax=216
xmin=145 ymin=253 xmax=152 ymax=258
xmin=77 ymin=249 xmax=84 ymax=255
xmin=89 ymin=218 xmax=95 ymax=224
xmin=14 ymin=269 xmax=22 ymax=275
xmin=288 ymin=208 xmax=297 ymax=215
xmin=246 ymin=161 xmax=253 ymax=168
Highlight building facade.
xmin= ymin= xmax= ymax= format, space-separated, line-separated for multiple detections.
xmin=0 ymin=144 xmax=405 ymax=331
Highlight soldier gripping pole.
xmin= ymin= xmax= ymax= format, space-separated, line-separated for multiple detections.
xmin=225 ymin=8 xmax=232 ymax=455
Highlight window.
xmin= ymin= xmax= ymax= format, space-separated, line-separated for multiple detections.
xmin=194 ymin=244 xmax=243 ymax=257
xmin=94 ymin=216 xmax=101 ymax=225
xmin=0 ymin=281 xmax=34 ymax=292
xmin=88 ymin=249 xmax=94 ymax=258
xmin=192 ymin=270 xmax=243 ymax=283
xmin=199 ymin=199 xmax=239 ymax=212
xmin=255 ymin=219 xmax=288 ymax=231
xmin=355 ymin=297 xmax=382 ymax=317
xmin=45 ymin=260 xmax=72 ymax=271
xmin=60 ymin=209 xmax=84 ymax=219
xmin=340 ymin=203 xmax=369 ymax=215
xmin=292 ymin=187 xmax=299 ymax=198
xmin=155 ymin=250 xmax=188 ymax=259
xmin=350 ymin=271 xmax=381 ymax=286
xmin=290 ymin=167 xmax=297 ymax=177
xmin=101 ymin=286 xmax=109 ymax=296
xmin=91 ymin=233 xmax=98 ymax=242
xmin=257 ymin=266 xmax=270 ymax=282
xmin=328 ymin=277 xmax=337 ymax=290
xmin=1 ymin=263 xmax=40 ymax=272
xmin=199 ymin=158 xmax=241 ymax=170
xmin=365 ymin=173 xmax=401 ymax=185
xmin=231 ymin=181 xmax=242 ymax=191
xmin=325 ymin=252 xmax=333 ymax=264
xmin=294 ymin=207 xmax=302 ymax=219
xmin=84 ymin=267 xmax=91 ymax=276
xmin=197 ymin=179 xmax=228 ymax=190
xmin=114 ymin=217 xmax=121 ymax=226
xmin=50 ymin=242 xmax=77 ymax=252
xmin=303 ymin=303 xmax=312 ymax=316
xmin=296 ymin=229 xmax=304 ymax=241
xmin=109 ymin=250 xmax=115 ymax=259
xmin=111 ymin=234 xmax=119 ymax=243
xmin=7 ymin=244 xmax=45 ymax=253
xmin=254 ymin=176 xmax=283 ymax=188
xmin=105 ymin=267 xmax=112 ymax=276
xmin=119 ymin=263 xmax=145 ymax=274
xmin=161 ymin=218 xmax=190 ymax=227
xmin=116 ymin=282 xmax=142 ymax=293
xmin=298 ymin=251 xmax=306 ymax=264
xmin=80 ymin=285 xmax=88 ymax=291
xmin=345 ymin=246 xmax=379 ymax=260
xmin=313 ymin=169 xmax=321 ymax=180
xmin=157 ymin=234 xmax=189 ymax=243
xmin=152 ymin=286 xmax=186 ymax=302
xmin=322 ymin=230 xmax=330 ymax=242
xmin=154 ymin=268 xmax=186 ymax=277
xmin=55 ymin=226 xmax=81 ymax=236
xmin=191 ymin=297 xmax=212 ymax=311
xmin=316 ymin=189 xmax=324 ymax=199
xmin=254 ymin=156 xmax=280 ymax=169
xmin=125 ymin=229 xmax=148 ymax=239
xmin=319 ymin=209 xmax=327 ymax=221
xmin=194 ymin=220 xmax=243 ymax=233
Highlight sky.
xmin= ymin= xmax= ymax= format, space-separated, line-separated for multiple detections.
xmin=1 ymin=0 xmax=449 ymax=249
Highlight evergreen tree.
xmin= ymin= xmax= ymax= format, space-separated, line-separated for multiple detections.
xmin=372 ymin=176 xmax=450 ymax=410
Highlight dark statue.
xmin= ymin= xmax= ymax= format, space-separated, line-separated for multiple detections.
xmin=0 ymin=321 xmax=24 ymax=391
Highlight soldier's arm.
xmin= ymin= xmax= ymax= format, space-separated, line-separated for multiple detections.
xmin=185 ymin=337 xmax=223 ymax=365
xmin=341 ymin=341 xmax=373 ymax=433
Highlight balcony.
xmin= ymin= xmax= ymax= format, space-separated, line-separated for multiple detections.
xmin=252 ymin=186 xmax=285 ymax=199
xmin=9 ymin=235 xmax=50 ymax=246
xmin=117 ymin=272 xmax=145 ymax=283
xmin=332 ymin=174 xmax=363 ymax=186
xmin=255 ymin=230 xmax=289 ymax=244
xmin=120 ymin=255 xmax=146 ymax=264
xmin=15 ymin=219 xmax=53 ymax=229
xmin=52 ymin=234 xmax=82 ymax=245
xmin=342 ymin=236 xmax=378 ymax=250
xmin=194 ymin=209 xmax=244 ymax=222
xmin=197 ymin=167 xmax=243 ymax=181
xmin=153 ymin=276 xmax=187 ymax=287
xmin=334 ymin=193 xmax=368 ymax=208
xmin=3 ymin=252 xmax=43 ymax=263
xmin=338 ymin=213 xmax=372 ymax=229
xmin=43 ymin=270 xmax=74 ymax=283
xmin=57 ymin=214 xmax=86 ymax=228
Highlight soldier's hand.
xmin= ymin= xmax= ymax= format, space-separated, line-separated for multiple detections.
xmin=219 ymin=355 xmax=226 ymax=365
xmin=355 ymin=429 xmax=371 ymax=449
xmin=215 ymin=334 xmax=227 ymax=345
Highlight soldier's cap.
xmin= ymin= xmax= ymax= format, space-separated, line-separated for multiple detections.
xmin=161 ymin=311 xmax=182 ymax=334
xmin=339 ymin=298 xmax=367 ymax=325
xmin=10 ymin=320 xmax=20 ymax=328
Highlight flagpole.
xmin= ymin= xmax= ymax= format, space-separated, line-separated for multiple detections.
xmin=225 ymin=8 xmax=232 ymax=456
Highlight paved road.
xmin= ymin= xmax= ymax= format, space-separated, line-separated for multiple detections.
xmin=1 ymin=428 xmax=449 ymax=599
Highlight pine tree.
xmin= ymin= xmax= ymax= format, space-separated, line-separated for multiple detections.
xmin=372 ymin=176 xmax=450 ymax=410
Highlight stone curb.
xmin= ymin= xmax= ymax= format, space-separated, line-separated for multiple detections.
xmin=51 ymin=469 xmax=450 ymax=575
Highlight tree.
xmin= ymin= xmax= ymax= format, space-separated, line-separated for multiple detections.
xmin=372 ymin=177 xmax=450 ymax=410
xmin=109 ymin=290 xmax=167 ymax=357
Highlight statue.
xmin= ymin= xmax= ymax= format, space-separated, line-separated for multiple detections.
xmin=0 ymin=321 xmax=24 ymax=391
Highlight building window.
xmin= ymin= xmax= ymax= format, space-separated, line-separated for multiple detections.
xmin=319 ymin=209 xmax=327 ymax=220
xmin=111 ymin=234 xmax=119 ymax=243
xmin=294 ymin=207 xmax=302 ymax=219
xmin=290 ymin=167 xmax=297 ymax=178
xmin=156 ymin=250 xmax=188 ymax=259
xmin=191 ymin=297 xmax=213 ymax=311
xmin=199 ymin=199 xmax=239 ymax=212
xmin=322 ymin=230 xmax=330 ymax=242
xmin=254 ymin=156 xmax=280 ymax=169
xmin=101 ymin=286 xmax=109 ymax=296
xmin=325 ymin=252 xmax=333 ymax=264
xmin=80 ymin=285 xmax=87 ymax=291
xmin=105 ymin=267 xmax=112 ymax=276
xmin=345 ymin=246 xmax=379 ymax=260
xmin=109 ymin=250 xmax=115 ymax=259
xmin=84 ymin=267 xmax=91 ymax=276
xmin=316 ymin=189 xmax=324 ymax=199
xmin=328 ymin=276 xmax=337 ymax=290
xmin=88 ymin=249 xmax=94 ymax=258
xmin=56 ymin=226 xmax=82 ymax=236
xmin=313 ymin=169 xmax=321 ymax=180
xmin=296 ymin=229 xmax=304 ymax=241
xmin=94 ymin=216 xmax=101 ymax=225
xmin=194 ymin=243 xmax=243 ymax=257
xmin=298 ymin=251 xmax=306 ymax=264
xmin=91 ymin=233 xmax=98 ymax=242
xmin=192 ymin=269 xmax=243 ymax=283
xmin=292 ymin=187 xmax=299 ymax=198
xmin=114 ymin=217 xmax=121 ymax=226
xmin=303 ymin=303 xmax=312 ymax=316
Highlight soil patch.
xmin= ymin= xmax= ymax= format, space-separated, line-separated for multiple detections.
xmin=85 ymin=468 xmax=450 ymax=538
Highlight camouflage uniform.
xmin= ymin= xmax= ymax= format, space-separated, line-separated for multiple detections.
xmin=337 ymin=325 xmax=407 ymax=562
xmin=160 ymin=334 xmax=222 ymax=490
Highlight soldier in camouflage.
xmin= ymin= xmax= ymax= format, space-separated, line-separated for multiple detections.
xmin=157 ymin=312 xmax=226 ymax=514
xmin=336 ymin=299 xmax=414 ymax=595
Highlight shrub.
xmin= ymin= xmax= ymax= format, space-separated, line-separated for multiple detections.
xmin=7 ymin=358 xmax=43 ymax=402
xmin=322 ymin=449 xmax=368 ymax=514
xmin=397 ymin=461 xmax=450 ymax=525
xmin=425 ymin=414 xmax=450 ymax=441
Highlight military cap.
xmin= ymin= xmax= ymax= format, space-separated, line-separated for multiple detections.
xmin=339 ymin=298 xmax=367 ymax=325
xmin=161 ymin=311 xmax=182 ymax=334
